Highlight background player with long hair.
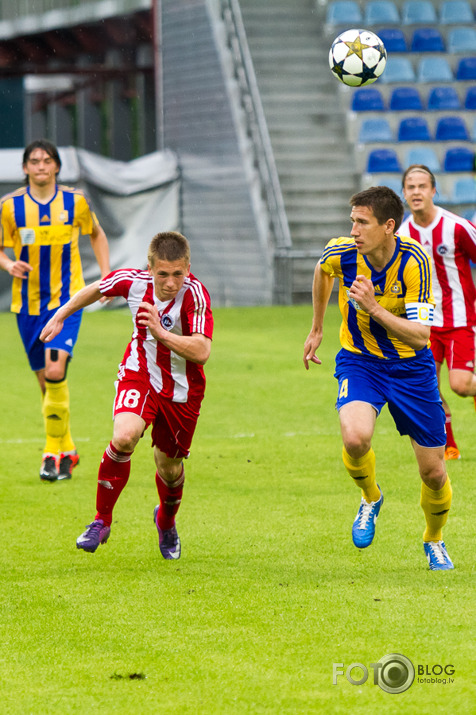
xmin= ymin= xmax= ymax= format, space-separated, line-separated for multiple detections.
xmin=399 ymin=165 xmax=476 ymax=461
xmin=0 ymin=139 xmax=110 ymax=481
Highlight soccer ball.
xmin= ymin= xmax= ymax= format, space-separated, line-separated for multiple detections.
xmin=329 ymin=29 xmax=387 ymax=87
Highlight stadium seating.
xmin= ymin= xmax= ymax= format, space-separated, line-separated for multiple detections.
xmin=379 ymin=56 xmax=416 ymax=83
xmin=375 ymin=28 xmax=408 ymax=52
xmin=417 ymin=56 xmax=453 ymax=82
xmin=465 ymin=87 xmax=476 ymax=109
xmin=358 ymin=118 xmax=394 ymax=143
xmin=389 ymin=86 xmax=424 ymax=111
xmin=402 ymin=0 xmax=438 ymax=24
xmin=405 ymin=147 xmax=440 ymax=172
xmin=427 ymin=86 xmax=461 ymax=110
xmin=348 ymin=0 xmax=476 ymax=201
xmin=447 ymin=27 xmax=476 ymax=54
xmin=351 ymin=87 xmax=385 ymax=111
xmin=435 ymin=116 xmax=470 ymax=141
xmin=398 ymin=117 xmax=432 ymax=141
xmin=451 ymin=178 xmax=476 ymax=204
xmin=326 ymin=0 xmax=362 ymax=25
xmin=411 ymin=27 xmax=445 ymax=52
xmin=456 ymin=57 xmax=476 ymax=80
xmin=439 ymin=0 xmax=474 ymax=24
xmin=364 ymin=0 xmax=400 ymax=25
xmin=443 ymin=147 xmax=475 ymax=172
xmin=367 ymin=148 xmax=402 ymax=172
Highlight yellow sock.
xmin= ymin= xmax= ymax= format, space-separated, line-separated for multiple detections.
xmin=42 ymin=379 xmax=75 ymax=454
xmin=421 ymin=477 xmax=452 ymax=542
xmin=342 ymin=447 xmax=381 ymax=503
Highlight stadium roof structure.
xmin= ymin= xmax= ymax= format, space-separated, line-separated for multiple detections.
xmin=0 ymin=0 xmax=153 ymax=79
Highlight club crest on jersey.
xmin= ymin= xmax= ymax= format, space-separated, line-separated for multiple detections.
xmin=437 ymin=244 xmax=448 ymax=255
xmin=390 ymin=281 xmax=402 ymax=294
xmin=160 ymin=313 xmax=175 ymax=330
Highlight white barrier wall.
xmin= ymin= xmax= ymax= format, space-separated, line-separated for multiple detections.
xmin=0 ymin=146 xmax=180 ymax=311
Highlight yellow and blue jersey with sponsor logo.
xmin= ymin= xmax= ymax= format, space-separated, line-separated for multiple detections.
xmin=320 ymin=235 xmax=434 ymax=359
xmin=0 ymin=184 xmax=98 ymax=315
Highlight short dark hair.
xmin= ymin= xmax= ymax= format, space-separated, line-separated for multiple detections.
xmin=148 ymin=231 xmax=190 ymax=266
xmin=350 ymin=185 xmax=404 ymax=231
xmin=22 ymin=139 xmax=61 ymax=184
xmin=402 ymin=164 xmax=436 ymax=189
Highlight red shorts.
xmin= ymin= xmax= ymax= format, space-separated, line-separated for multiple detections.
xmin=430 ymin=326 xmax=476 ymax=372
xmin=113 ymin=371 xmax=202 ymax=459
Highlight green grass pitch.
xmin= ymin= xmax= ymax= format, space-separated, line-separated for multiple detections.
xmin=0 ymin=305 xmax=474 ymax=714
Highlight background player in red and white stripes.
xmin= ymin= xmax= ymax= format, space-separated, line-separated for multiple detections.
xmin=41 ymin=231 xmax=213 ymax=558
xmin=399 ymin=165 xmax=476 ymax=460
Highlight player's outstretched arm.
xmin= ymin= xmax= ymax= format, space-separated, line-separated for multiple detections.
xmin=40 ymin=280 xmax=103 ymax=343
xmin=90 ymin=223 xmax=110 ymax=278
xmin=303 ymin=263 xmax=334 ymax=369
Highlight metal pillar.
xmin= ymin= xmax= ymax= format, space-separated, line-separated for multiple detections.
xmin=152 ymin=0 xmax=164 ymax=151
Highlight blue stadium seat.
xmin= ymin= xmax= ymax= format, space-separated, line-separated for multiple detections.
xmin=351 ymin=87 xmax=385 ymax=111
xmin=379 ymin=56 xmax=416 ymax=84
xmin=440 ymin=0 xmax=474 ymax=24
xmin=447 ymin=27 xmax=476 ymax=54
xmin=367 ymin=148 xmax=402 ymax=172
xmin=456 ymin=57 xmax=476 ymax=81
xmin=435 ymin=116 xmax=470 ymax=141
xmin=465 ymin=87 xmax=476 ymax=109
xmin=443 ymin=147 xmax=475 ymax=172
xmin=364 ymin=0 xmax=400 ymax=25
xmin=389 ymin=86 xmax=424 ymax=110
xmin=451 ymin=178 xmax=476 ymax=203
xmin=417 ymin=57 xmax=453 ymax=83
xmin=427 ymin=87 xmax=461 ymax=110
xmin=376 ymin=28 xmax=408 ymax=52
xmin=405 ymin=147 xmax=440 ymax=172
xmin=358 ymin=118 xmax=394 ymax=143
xmin=326 ymin=1 xmax=362 ymax=24
xmin=411 ymin=28 xmax=445 ymax=52
xmin=402 ymin=0 xmax=437 ymax=24
xmin=398 ymin=117 xmax=432 ymax=141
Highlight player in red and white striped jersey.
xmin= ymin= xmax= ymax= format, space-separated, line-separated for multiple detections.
xmin=41 ymin=231 xmax=213 ymax=558
xmin=399 ymin=165 xmax=476 ymax=460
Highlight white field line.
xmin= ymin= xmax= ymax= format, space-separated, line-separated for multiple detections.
xmin=0 ymin=430 xmax=339 ymax=445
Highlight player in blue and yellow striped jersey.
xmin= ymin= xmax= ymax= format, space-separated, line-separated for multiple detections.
xmin=0 ymin=140 xmax=110 ymax=482
xmin=303 ymin=186 xmax=454 ymax=571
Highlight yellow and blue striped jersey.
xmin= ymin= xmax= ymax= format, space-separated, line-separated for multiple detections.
xmin=0 ymin=184 xmax=98 ymax=315
xmin=320 ymin=235 xmax=434 ymax=359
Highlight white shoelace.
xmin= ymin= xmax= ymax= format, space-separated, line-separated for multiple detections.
xmin=357 ymin=499 xmax=375 ymax=529
xmin=428 ymin=541 xmax=446 ymax=564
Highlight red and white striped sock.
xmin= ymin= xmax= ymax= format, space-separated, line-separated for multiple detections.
xmin=95 ymin=442 xmax=133 ymax=527
xmin=154 ymin=467 xmax=185 ymax=531
xmin=444 ymin=414 xmax=458 ymax=450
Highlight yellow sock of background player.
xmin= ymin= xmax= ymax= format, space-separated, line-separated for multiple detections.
xmin=421 ymin=477 xmax=452 ymax=542
xmin=342 ymin=446 xmax=381 ymax=503
xmin=42 ymin=379 xmax=75 ymax=455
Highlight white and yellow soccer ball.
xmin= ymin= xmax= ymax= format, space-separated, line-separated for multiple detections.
xmin=329 ymin=28 xmax=387 ymax=87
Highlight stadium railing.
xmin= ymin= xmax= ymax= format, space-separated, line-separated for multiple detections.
xmin=221 ymin=0 xmax=293 ymax=303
